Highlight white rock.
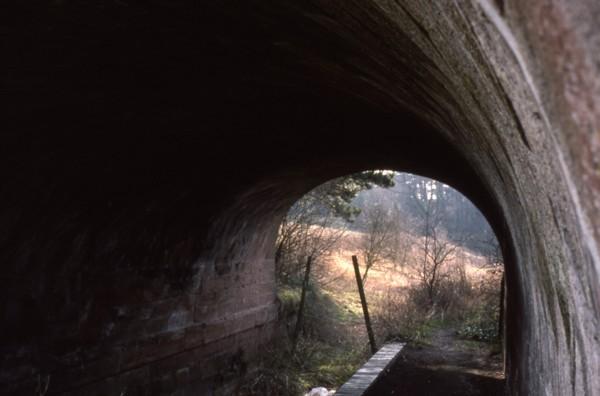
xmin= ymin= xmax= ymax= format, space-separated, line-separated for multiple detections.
xmin=304 ymin=387 xmax=334 ymax=396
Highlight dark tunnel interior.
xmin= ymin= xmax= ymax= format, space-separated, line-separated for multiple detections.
xmin=2 ymin=1 xmax=600 ymax=395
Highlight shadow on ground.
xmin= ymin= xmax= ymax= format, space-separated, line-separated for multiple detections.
xmin=364 ymin=330 xmax=505 ymax=396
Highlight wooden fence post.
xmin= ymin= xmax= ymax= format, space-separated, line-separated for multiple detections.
xmin=352 ymin=255 xmax=377 ymax=354
xmin=292 ymin=255 xmax=312 ymax=352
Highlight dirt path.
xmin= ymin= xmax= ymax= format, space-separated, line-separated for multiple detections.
xmin=364 ymin=328 xmax=505 ymax=396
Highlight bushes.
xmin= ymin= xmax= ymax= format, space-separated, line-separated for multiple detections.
xmin=239 ymin=280 xmax=368 ymax=396
xmin=457 ymin=312 xmax=498 ymax=342
xmin=238 ymin=340 xmax=306 ymax=396
xmin=456 ymin=272 xmax=502 ymax=342
xmin=238 ymin=337 xmax=367 ymax=396
xmin=372 ymin=266 xmax=502 ymax=344
xmin=372 ymin=288 xmax=428 ymax=342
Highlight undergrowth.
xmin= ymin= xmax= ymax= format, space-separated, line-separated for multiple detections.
xmin=238 ymin=281 xmax=369 ymax=396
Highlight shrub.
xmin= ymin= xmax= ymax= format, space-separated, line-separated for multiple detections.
xmin=372 ymin=287 xmax=429 ymax=342
xmin=237 ymin=339 xmax=306 ymax=396
xmin=372 ymin=265 xmax=502 ymax=345
xmin=457 ymin=309 xmax=498 ymax=342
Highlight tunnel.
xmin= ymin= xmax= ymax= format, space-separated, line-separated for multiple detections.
xmin=2 ymin=1 xmax=600 ymax=395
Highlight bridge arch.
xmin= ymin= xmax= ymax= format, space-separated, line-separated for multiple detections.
xmin=2 ymin=1 xmax=599 ymax=395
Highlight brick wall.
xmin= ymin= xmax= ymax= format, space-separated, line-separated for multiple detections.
xmin=1 ymin=210 xmax=280 ymax=395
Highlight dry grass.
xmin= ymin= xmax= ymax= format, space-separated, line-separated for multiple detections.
xmin=315 ymin=228 xmax=497 ymax=297
xmin=311 ymin=227 xmax=503 ymax=347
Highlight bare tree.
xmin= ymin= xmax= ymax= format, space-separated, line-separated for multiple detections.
xmin=388 ymin=203 xmax=415 ymax=270
xmin=356 ymin=203 xmax=397 ymax=284
xmin=403 ymin=176 xmax=457 ymax=309
xmin=353 ymin=185 xmax=413 ymax=272
xmin=417 ymin=226 xmax=456 ymax=307
xmin=275 ymin=197 xmax=346 ymax=283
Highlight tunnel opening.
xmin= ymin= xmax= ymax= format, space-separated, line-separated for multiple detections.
xmin=244 ymin=170 xmax=506 ymax=395
xmin=3 ymin=1 xmax=600 ymax=395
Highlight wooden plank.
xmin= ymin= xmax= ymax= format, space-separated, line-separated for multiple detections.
xmin=336 ymin=343 xmax=405 ymax=396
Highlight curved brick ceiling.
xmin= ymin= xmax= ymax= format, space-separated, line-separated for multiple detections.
xmin=2 ymin=1 xmax=599 ymax=395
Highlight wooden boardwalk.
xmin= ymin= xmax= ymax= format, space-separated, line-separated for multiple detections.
xmin=336 ymin=343 xmax=405 ymax=396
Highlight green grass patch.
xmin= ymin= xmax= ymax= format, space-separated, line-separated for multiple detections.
xmin=320 ymin=289 xmax=362 ymax=322
xmin=278 ymin=285 xmax=302 ymax=313
xmin=239 ymin=338 xmax=368 ymax=396
xmin=296 ymin=339 xmax=368 ymax=389
xmin=241 ymin=282 xmax=370 ymax=395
